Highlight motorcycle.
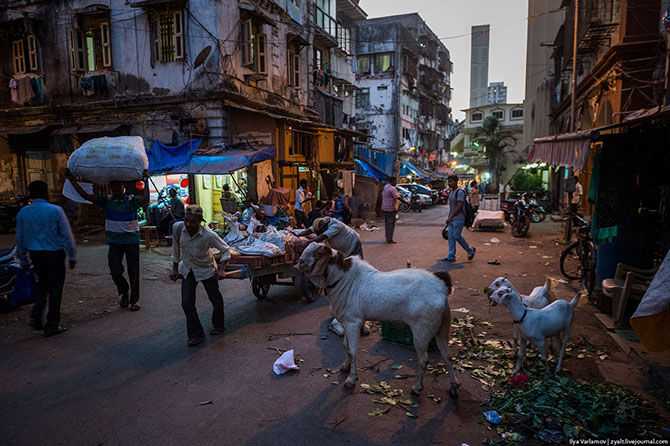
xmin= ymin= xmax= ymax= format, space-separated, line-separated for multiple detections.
xmin=0 ymin=197 xmax=29 ymax=234
xmin=0 ymin=247 xmax=21 ymax=311
xmin=529 ymin=194 xmax=547 ymax=223
xmin=439 ymin=188 xmax=450 ymax=205
xmin=511 ymin=194 xmax=531 ymax=237
xmin=399 ymin=193 xmax=422 ymax=213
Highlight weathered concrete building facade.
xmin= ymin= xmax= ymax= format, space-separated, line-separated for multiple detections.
xmin=0 ymin=0 xmax=367 ymax=218
xmin=354 ymin=13 xmax=452 ymax=176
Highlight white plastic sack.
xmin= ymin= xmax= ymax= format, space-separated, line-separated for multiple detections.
xmin=67 ymin=136 xmax=148 ymax=183
xmin=273 ymin=349 xmax=300 ymax=374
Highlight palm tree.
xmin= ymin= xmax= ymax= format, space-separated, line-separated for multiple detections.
xmin=474 ymin=116 xmax=523 ymax=189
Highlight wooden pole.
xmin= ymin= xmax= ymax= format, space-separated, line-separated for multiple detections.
xmin=564 ymin=0 xmax=580 ymax=243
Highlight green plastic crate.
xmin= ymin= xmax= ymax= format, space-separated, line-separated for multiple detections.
xmin=381 ymin=321 xmax=437 ymax=351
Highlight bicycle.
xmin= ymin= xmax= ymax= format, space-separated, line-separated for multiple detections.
xmin=559 ymin=213 xmax=597 ymax=296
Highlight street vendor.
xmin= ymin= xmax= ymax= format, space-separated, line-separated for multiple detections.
xmin=170 ymin=205 xmax=231 ymax=346
xmin=294 ymin=217 xmax=367 ymax=336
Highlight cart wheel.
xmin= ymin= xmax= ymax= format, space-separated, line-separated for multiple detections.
xmin=302 ymin=280 xmax=320 ymax=303
xmin=252 ymin=277 xmax=271 ymax=299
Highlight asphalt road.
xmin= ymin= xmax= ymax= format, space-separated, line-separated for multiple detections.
xmin=0 ymin=206 xmax=666 ymax=445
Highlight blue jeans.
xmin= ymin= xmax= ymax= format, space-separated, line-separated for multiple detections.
xmin=447 ymin=219 xmax=472 ymax=260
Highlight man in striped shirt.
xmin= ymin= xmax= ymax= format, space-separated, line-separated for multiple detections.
xmin=67 ymin=169 xmax=149 ymax=311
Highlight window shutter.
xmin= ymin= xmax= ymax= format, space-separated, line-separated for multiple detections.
xmin=242 ymin=19 xmax=253 ymax=67
xmin=256 ymin=33 xmax=267 ymax=74
xmin=12 ymin=40 xmax=26 ymax=74
xmin=101 ymin=22 xmax=112 ymax=68
xmin=27 ymin=35 xmax=38 ymax=71
xmin=69 ymin=28 xmax=86 ymax=72
xmin=173 ymin=11 xmax=184 ymax=60
xmin=293 ymin=54 xmax=300 ymax=88
xmin=152 ymin=13 xmax=161 ymax=64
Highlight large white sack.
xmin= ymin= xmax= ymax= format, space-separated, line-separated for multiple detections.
xmin=67 ymin=136 xmax=148 ymax=183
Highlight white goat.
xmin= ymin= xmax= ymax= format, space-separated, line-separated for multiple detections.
xmin=489 ymin=286 xmax=580 ymax=375
xmin=489 ymin=277 xmax=557 ymax=353
xmin=489 ymin=276 xmax=555 ymax=309
xmin=297 ymin=243 xmax=459 ymax=397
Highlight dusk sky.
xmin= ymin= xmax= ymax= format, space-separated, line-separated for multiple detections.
xmin=361 ymin=0 xmax=529 ymax=121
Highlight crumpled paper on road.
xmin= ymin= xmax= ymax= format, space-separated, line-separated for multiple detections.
xmin=273 ymin=349 xmax=300 ymax=374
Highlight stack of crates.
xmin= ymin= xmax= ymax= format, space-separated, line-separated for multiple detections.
xmin=381 ymin=321 xmax=437 ymax=351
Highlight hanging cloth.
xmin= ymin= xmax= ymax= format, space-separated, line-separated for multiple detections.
xmin=9 ymin=78 xmax=18 ymax=103
xmin=15 ymin=77 xmax=33 ymax=104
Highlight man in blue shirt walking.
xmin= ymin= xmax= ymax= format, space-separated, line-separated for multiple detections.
xmin=16 ymin=181 xmax=77 ymax=337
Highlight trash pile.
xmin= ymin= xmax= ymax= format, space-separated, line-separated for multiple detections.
xmin=361 ymin=381 xmax=419 ymax=418
xmin=482 ymin=373 xmax=661 ymax=444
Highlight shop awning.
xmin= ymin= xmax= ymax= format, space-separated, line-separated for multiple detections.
xmin=402 ymin=161 xmax=435 ymax=180
xmin=149 ymin=141 xmax=275 ymax=175
xmin=0 ymin=125 xmax=48 ymax=135
xmin=529 ymin=130 xmax=594 ymax=169
xmin=353 ymin=156 xmax=388 ymax=181
xmin=51 ymin=124 xmax=124 ymax=135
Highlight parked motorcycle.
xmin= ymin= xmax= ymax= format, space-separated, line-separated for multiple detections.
xmin=439 ymin=188 xmax=450 ymax=205
xmin=529 ymin=194 xmax=547 ymax=223
xmin=0 ymin=247 xmax=20 ymax=311
xmin=0 ymin=197 xmax=29 ymax=233
xmin=511 ymin=194 xmax=531 ymax=237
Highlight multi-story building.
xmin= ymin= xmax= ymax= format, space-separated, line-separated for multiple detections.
xmin=0 ymin=0 xmax=366 ymax=222
xmin=354 ymin=13 xmax=452 ymax=176
xmin=487 ymin=82 xmax=507 ymax=105
xmin=450 ymin=102 xmax=524 ymax=186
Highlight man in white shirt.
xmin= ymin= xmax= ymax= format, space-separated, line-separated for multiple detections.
xmin=170 ymin=205 xmax=231 ymax=346
xmin=294 ymin=179 xmax=313 ymax=229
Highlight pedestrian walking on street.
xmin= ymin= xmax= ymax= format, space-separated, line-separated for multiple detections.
xmin=66 ymin=169 xmax=149 ymax=311
xmin=170 ymin=205 xmax=230 ymax=346
xmin=381 ymin=177 xmax=410 ymax=244
xmin=444 ymin=175 xmax=476 ymax=262
xmin=294 ymin=179 xmax=313 ymax=229
xmin=16 ymin=181 xmax=77 ymax=337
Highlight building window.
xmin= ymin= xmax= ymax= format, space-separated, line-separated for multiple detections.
xmin=69 ymin=12 xmax=113 ymax=72
xmin=470 ymin=112 xmax=483 ymax=122
xmin=287 ymin=48 xmax=300 ymax=88
xmin=314 ymin=0 xmax=336 ymax=37
xmin=492 ymin=110 xmax=504 ymax=120
xmin=377 ymin=85 xmax=387 ymax=91
xmin=152 ymin=10 xmax=184 ymax=64
xmin=337 ymin=24 xmax=351 ymax=53
xmin=511 ymin=109 xmax=524 ymax=119
xmin=241 ymin=19 xmax=267 ymax=74
xmin=12 ymin=40 xmax=26 ymax=74
xmin=375 ymin=53 xmax=393 ymax=73
xmin=289 ymin=131 xmax=311 ymax=157
xmin=356 ymin=55 xmax=370 ymax=75
xmin=356 ymin=88 xmax=370 ymax=108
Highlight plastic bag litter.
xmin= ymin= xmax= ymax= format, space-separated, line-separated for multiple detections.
xmin=483 ymin=410 xmax=502 ymax=424
xmin=359 ymin=223 xmax=379 ymax=232
xmin=490 ymin=237 xmax=500 ymax=243
xmin=273 ymin=349 xmax=300 ymax=374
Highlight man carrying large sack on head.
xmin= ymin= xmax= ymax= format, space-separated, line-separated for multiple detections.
xmin=66 ymin=169 xmax=150 ymax=311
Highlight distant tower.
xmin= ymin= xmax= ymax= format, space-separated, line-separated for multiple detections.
xmin=488 ymin=82 xmax=507 ymax=104
xmin=470 ymin=24 xmax=490 ymax=108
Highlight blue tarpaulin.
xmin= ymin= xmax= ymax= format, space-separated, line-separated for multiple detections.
xmin=147 ymin=139 xmax=201 ymax=172
xmin=147 ymin=142 xmax=275 ymax=175
xmin=402 ymin=161 xmax=435 ymax=180
xmin=354 ymin=156 xmax=388 ymax=181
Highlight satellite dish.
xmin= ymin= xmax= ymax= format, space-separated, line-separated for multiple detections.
xmin=193 ymin=46 xmax=212 ymax=69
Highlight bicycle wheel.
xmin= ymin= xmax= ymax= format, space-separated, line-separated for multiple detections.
xmin=560 ymin=241 xmax=582 ymax=280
